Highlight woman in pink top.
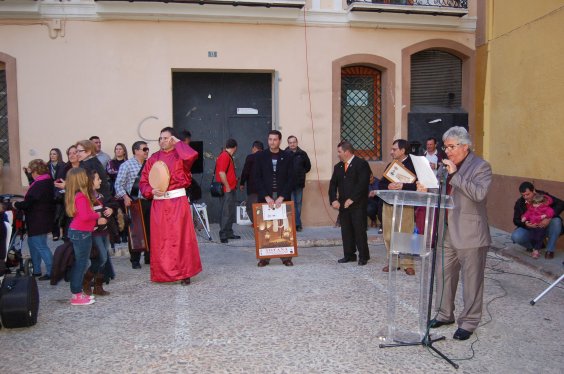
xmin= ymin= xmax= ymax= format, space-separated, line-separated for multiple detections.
xmin=65 ymin=168 xmax=102 ymax=306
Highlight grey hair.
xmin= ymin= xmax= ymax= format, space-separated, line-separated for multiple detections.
xmin=442 ymin=126 xmax=472 ymax=148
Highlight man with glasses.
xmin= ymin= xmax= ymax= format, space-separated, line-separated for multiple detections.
xmin=424 ymin=126 xmax=492 ymax=342
xmin=379 ymin=139 xmax=418 ymax=275
xmin=115 ymin=141 xmax=151 ymax=269
xmin=139 ymin=127 xmax=202 ymax=285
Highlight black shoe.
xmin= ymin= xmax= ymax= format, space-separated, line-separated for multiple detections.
xmin=220 ymin=238 xmax=228 ymax=244
xmin=429 ymin=318 xmax=455 ymax=328
xmin=453 ymin=328 xmax=473 ymax=341
xmin=358 ymin=259 xmax=368 ymax=266
xmin=38 ymin=275 xmax=50 ymax=281
xmin=132 ymin=262 xmax=142 ymax=269
xmin=337 ymin=256 xmax=357 ymax=263
xmin=228 ymin=235 xmax=241 ymax=240
xmin=180 ymin=278 xmax=191 ymax=286
xmin=32 ymin=273 xmax=42 ymax=277
xmin=296 ymin=225 xmax=302 ymax=232
xmin=282 ymin=259 xmax=294 ymax=266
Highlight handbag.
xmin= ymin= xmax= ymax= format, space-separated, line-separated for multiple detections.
xmin=210 ymin=153 xmax=231 ymax=198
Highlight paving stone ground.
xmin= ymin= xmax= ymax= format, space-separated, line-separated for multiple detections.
xmin=0 ymin=225 xmax=562 ymax=373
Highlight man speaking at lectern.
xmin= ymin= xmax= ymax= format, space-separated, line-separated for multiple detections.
xmin=426 ymin=126 xmax=492 ymax=341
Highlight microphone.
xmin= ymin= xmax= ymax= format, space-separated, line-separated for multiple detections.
xmin=437 ymin=162 xmax=448 ymax=179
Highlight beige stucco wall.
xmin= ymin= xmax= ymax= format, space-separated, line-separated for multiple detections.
xmin=483 ymin=1 xmax=564 ymax=181
xmin=0 ymin=19 xmax=474 ymax=191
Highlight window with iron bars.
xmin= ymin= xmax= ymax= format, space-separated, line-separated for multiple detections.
xmin=341 ymin=66 xmax=382 ymax=160
xmin=0 ymin=66 xmax=9 ymax=164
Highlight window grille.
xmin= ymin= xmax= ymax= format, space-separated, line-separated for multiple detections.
xmin=341 ymin=66 xmax=382 ymax=160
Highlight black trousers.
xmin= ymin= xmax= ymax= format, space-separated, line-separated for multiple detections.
xmin=340 ymin=206 xmax=370 ymax=260
xmin=130 ymin=199 xmax=151 ymax=264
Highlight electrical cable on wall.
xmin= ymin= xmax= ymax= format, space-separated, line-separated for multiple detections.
xmin=302 ymin=7 xmax=337 ymax=224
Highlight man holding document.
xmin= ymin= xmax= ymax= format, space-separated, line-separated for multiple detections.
xmin=417 ymin=126 xmax=492 ymax=341
xmin=254 ymin=130 xmax=295 ymax=267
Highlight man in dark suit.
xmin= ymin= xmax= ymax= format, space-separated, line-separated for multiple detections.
xmin=380 ymin=139 xmax=418 ymax=275
xmin=253 ymin=130 xmax=295 ymax=267
xmin=239 ymin=140 xmax=264 ymax=224
xmin=328 ymin=141 xmax=371 ymax=265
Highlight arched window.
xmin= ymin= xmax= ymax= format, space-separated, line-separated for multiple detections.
xmin=340 ymin=66 xmax=382 ymax=160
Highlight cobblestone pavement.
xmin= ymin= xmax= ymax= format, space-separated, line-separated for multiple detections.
xmin=0 ymin=226 xmax=562 ymax=374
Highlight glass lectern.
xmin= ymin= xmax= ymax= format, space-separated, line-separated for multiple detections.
xmin=376 ymin=190 xmax=453 ymax=344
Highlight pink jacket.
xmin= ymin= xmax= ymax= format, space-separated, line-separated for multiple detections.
xmin=522 ymin=196 xmax=554 ymax=225
xmin=69 ymin=192 xmax=99 ymax=232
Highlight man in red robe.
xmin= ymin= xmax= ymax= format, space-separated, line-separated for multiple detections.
xmin=139 ymin=127 xmax=202 ymax=285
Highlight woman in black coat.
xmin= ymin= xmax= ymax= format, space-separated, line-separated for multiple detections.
xmin=14 ymin=159 xmax=56 ymax=280
xmin=48 ymin=148 xmax=66 ymax=240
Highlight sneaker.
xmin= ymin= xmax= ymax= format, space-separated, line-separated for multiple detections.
xmin=532 ymin=250 xmax=540 ymax=259
xmin=70 ymin=293 xmax=95 ymax=306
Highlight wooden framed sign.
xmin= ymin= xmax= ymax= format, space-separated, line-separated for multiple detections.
xmin=252 ymin=201 xmax=298 ymax=259
xmin=127 ymin=200 xmax=148 ymax=252
xmin=383 ymin=160 xmax=417 ymax=184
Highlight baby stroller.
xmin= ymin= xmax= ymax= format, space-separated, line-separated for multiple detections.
xmin=0 ymin=194 xmax=32 ymax=278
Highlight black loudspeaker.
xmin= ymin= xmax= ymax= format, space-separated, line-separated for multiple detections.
xmin=0 ymin=274 xmax=39 ymax=328
xmin=190 ymin=141 xmax=204 ymax=174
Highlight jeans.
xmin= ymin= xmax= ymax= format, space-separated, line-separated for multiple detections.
xmin=28 ymin=234 xmax=53 ymax=276
xmin=219 ymin=190 xmax=236 ymax=240
xmin=69 ymin=229 xmax=92 ymax=294
xmin=292 ymin=188 xmax=304 ymax=227
xmin=511 ymin=217 xmax=563 ymax=252
xmin=91 ymin=234 xmax=109 ymax=274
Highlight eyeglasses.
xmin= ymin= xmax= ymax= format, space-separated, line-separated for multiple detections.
xmin=139 ymin=147 xmax=149 ymax=152
xmin=442 ymin=144 xmax=461 ymax=151
xmin=77 ymin=149 xmax=86 ymax=153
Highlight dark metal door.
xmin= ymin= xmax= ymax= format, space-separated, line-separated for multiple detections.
xmin=172 ymin=72 xmax=272 ymax=222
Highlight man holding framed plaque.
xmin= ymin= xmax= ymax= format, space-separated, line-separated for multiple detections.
xmin=139 ymin=127 xmax=202 ymax=285
xmin=380 ymin=139 xmax=418 ymax=275
xmin=253 ymin=130 xmax=295 ymax=267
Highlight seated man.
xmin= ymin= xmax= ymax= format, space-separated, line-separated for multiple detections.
xmin=511 ymin=181 xmax=564 ymax=259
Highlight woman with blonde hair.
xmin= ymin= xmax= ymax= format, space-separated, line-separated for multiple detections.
xmin=65 ymin=168 xmax=101 ymax=306
xmin=14 ymin=159 xmax=56 ymax=280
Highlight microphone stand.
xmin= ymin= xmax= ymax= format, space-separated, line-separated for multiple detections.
xmin=379 ymin=165 xmax=459 ymax=369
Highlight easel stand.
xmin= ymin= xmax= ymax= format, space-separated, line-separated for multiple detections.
xmin=530 ymin=273 xmax=564 ymax=305
xmin=376 ymin=190 xmax=458 ymax=369
xmin=190 ymin=201 xmax=212 ymax=241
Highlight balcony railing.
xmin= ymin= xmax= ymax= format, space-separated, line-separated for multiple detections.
xmin=95 ymin=0 xmax=305 ymax=8
xmin=347 ymin=0 xmax=468 ymax=17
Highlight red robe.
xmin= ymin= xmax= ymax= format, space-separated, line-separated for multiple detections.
xmin=139 ymin=141 xmax=202 ymax=282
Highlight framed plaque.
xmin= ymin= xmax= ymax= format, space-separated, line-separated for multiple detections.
xmin=127 ymin=200 xmax=148 ymax=252
xmin=383 ymin=160 xmax=417 ymax=184
xmin=252 ymin=201 xmax=298 ymax=259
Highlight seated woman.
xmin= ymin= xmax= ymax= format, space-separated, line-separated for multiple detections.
xmin=14 ymin=159 xmax=56 ymax=280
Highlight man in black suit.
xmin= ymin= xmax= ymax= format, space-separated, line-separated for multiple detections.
xmin=379 ymin=139 xmax=418 ymax=275
xmin=253 ymin=130 xmax=295 ymax=267
xmin=328 ymin=141 xmax=372 ymax=265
